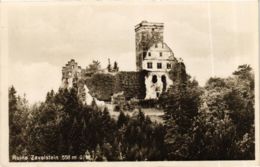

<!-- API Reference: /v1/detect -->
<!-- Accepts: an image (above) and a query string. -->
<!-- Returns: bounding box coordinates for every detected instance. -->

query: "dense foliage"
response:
[9,64,254,161]
[85,73,115,101]
[9,87,165,161]
[85,60,101,76]
[160,63,254,160]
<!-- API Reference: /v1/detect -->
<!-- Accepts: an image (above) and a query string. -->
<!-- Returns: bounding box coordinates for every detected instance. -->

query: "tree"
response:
[192,64,255,160]
[192,100,237,160]
[27,91,61,155]
[86,60,101,75]
[119,110,166,161]
[117,111,129,128]
[102,142,113,161]
[233,64,253,80]
[9,86,17,115]
[113,61,119,72]
[107,59,112,72]
[101,107,117,144]
[9,86,29,159]
[163,83,201,160]
[9,86,18,158]
[161,62,202,160]
[228,65,254,138]
[227,65,254,159]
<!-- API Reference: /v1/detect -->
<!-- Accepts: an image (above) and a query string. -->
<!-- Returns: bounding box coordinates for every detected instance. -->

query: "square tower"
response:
[135,21,164,71]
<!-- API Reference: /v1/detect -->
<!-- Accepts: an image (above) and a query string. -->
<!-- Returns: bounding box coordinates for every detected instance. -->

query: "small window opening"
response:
[167,63,171,69]
[152,75,158,83]
[147,62,153,69]
[157,63,162,69]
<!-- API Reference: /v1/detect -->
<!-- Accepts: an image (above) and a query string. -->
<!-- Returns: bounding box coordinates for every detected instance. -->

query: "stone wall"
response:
[114,71,147,100]
[145,71,173,99]
[61,59,82,88]
[85,73,115,101]
[83,71,147,101]
[61,59,182,102]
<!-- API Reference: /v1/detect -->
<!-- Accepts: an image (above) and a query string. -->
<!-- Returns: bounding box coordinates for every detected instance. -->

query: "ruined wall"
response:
[60,60,181,102]
[77,79,87,102]
[114,71,147,100]
[85,73,115,101]
[61,60,148,102]
[83,71,147,101]
[145,71,173,99]
[61,59,82,88]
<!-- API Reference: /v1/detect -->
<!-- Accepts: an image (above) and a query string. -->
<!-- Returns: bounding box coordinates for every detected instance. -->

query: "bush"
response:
[85,73,115,101]
[137,99,158,108]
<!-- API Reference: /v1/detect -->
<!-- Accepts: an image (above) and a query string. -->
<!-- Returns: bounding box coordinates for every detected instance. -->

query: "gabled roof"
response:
[147,41,176,61]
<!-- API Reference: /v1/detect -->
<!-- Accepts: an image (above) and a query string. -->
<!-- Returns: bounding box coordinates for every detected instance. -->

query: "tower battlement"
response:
[134,20,164,32]
[135,21,166,71]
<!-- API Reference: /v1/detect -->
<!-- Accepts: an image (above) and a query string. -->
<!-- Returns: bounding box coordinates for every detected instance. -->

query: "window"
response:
[147,62,153,69]
[148,52,151,56]
[152,75,157,83]
[167,63,171,69]
[157,63,162,69]
[155,44,158,48]
[160,52,163,57]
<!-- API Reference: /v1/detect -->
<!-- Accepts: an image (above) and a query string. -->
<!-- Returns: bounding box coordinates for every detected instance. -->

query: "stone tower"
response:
[135,21,164,71]
[135,21,177,99]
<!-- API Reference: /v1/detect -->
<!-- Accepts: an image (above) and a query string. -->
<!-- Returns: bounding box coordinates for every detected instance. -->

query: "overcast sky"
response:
[5,1,258,103]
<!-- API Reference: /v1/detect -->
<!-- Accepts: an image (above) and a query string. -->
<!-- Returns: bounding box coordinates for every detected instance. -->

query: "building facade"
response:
[135,21,177,99]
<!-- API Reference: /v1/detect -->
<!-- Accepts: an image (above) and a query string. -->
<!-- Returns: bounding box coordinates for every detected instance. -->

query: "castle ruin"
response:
[61,21,179,103]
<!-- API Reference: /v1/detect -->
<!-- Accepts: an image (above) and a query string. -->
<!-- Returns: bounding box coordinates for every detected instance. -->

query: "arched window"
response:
[152,75,157,83]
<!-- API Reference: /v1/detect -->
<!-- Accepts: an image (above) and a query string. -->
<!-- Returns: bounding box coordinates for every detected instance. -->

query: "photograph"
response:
[0,0,259,165]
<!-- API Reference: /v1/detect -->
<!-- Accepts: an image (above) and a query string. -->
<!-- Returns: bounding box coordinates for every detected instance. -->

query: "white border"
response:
[0,1,259,167]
